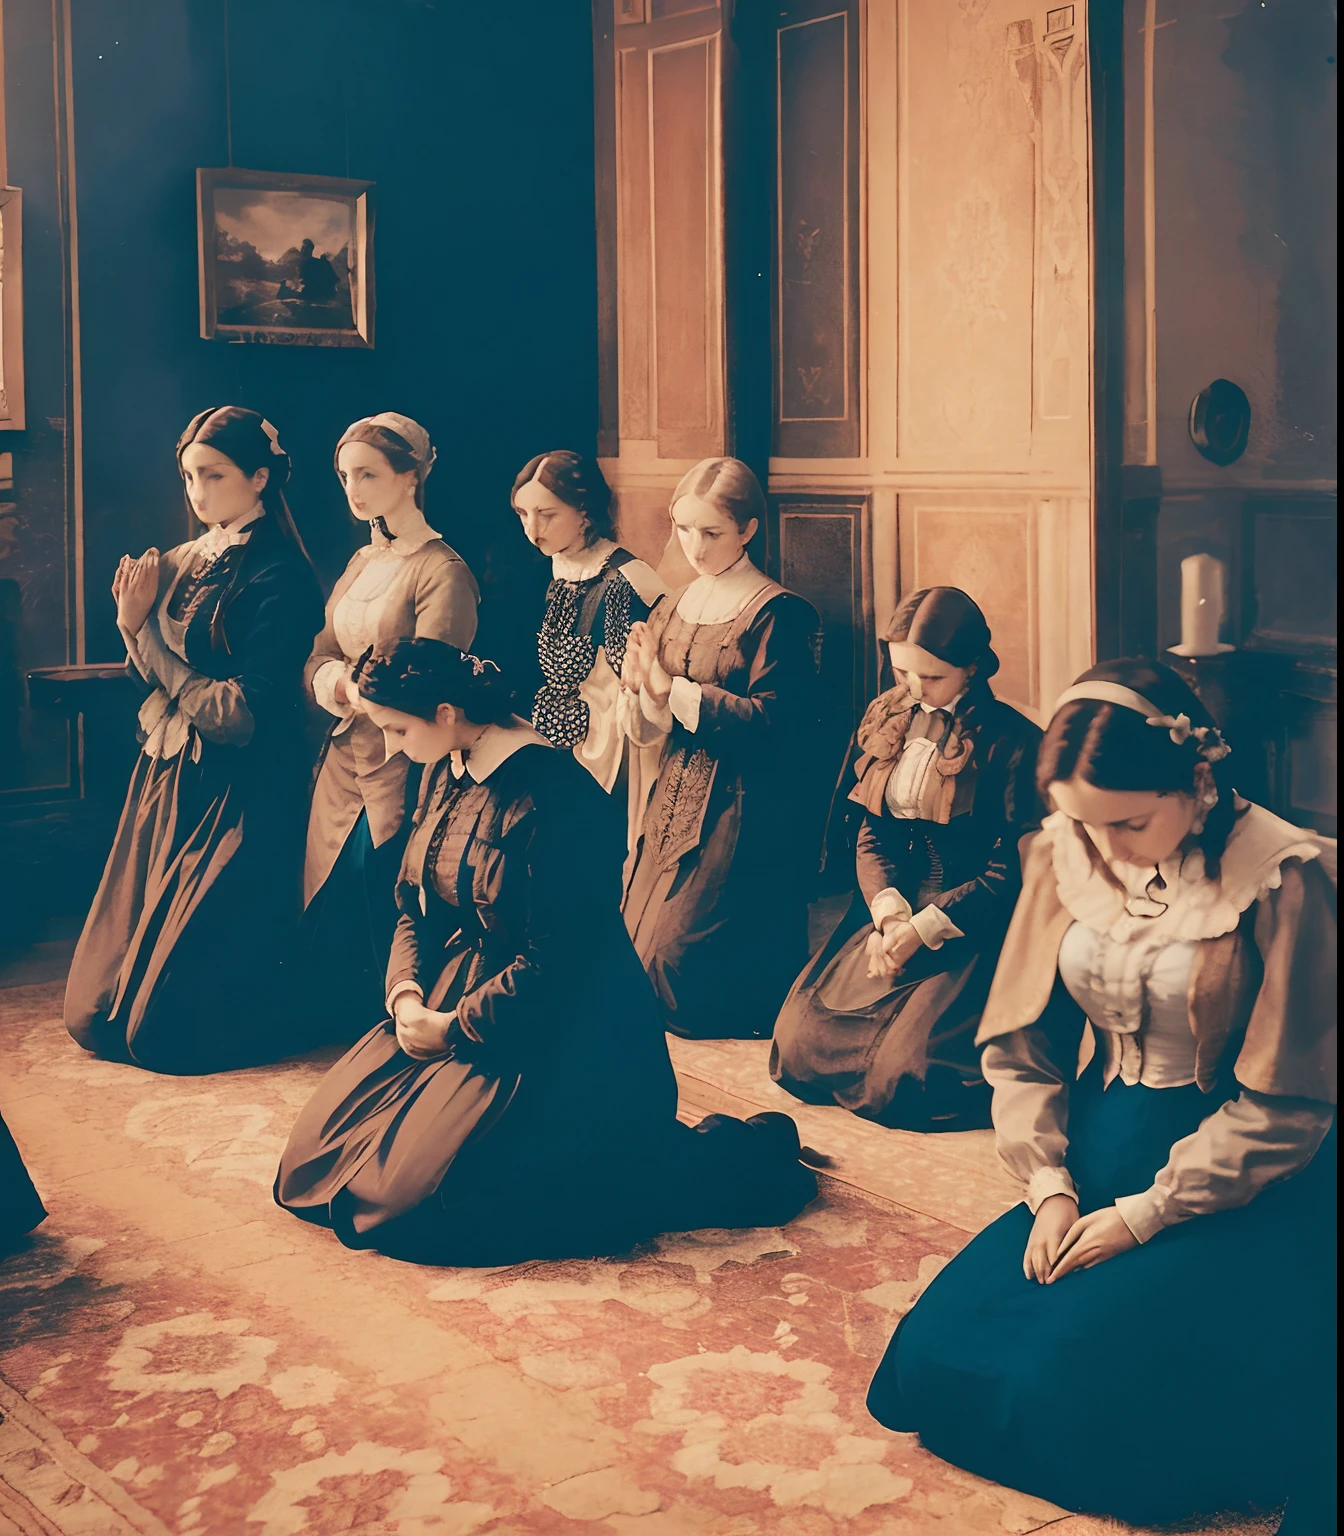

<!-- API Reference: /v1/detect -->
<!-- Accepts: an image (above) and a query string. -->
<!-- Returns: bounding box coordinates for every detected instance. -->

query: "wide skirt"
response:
[64,745,305,1075]
[296,811,408,1046]
[624,787,809,1040]
[770,899,994,1129]
[867,1067,1337,1526]
[1,1110,46,1251]
[276,1021,819,1268]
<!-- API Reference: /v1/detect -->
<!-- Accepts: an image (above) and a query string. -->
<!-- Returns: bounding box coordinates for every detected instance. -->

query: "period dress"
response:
[301,520,478,1033]
[64,513,324,1074]
[868,803,1337,1526]
[1,1111,45,1252]
[275,723,817,1265]
[771,681,1041,1128]
[621,554,822,1039]
[532,537,665,848]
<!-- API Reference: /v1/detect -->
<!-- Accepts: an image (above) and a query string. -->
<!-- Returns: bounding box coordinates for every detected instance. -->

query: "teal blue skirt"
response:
[868,1064,1337,1526]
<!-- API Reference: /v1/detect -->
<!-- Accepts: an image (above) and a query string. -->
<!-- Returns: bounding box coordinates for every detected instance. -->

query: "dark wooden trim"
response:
[592,0,620,456]
[1089,0,1127,661]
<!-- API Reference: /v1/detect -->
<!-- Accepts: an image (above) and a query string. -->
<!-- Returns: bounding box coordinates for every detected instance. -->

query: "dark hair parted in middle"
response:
[882,586,1000,680]
[670,457,766,532]
[1038,658,1239,873]
[511,451,616,545]
[353,638,516,727]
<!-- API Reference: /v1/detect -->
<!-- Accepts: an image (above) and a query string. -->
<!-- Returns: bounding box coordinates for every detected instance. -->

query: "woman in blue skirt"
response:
[868,660,1336,1531]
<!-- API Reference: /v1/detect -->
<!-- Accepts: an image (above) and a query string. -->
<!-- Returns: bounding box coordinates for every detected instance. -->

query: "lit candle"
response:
[1169,553,1232,657]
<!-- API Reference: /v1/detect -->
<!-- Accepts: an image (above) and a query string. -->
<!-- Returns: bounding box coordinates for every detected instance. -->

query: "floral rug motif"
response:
[0,982,1275,1535]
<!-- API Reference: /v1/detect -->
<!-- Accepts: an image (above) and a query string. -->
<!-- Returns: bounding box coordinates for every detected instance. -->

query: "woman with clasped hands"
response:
[864,659,1336,1530]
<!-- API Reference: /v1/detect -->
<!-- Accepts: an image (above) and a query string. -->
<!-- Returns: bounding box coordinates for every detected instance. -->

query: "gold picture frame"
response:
[197,166,375,348]
[0,186,25,429]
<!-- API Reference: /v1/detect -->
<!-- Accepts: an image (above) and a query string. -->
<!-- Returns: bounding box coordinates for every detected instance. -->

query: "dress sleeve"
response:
[687,597,819,751]
[1114,1091,1335,1242]
[856,813,910,926]
[454,766,625,1052]
[136,563,320,746]
[981,978,1087,1210]
[415,553,479,651]
[922,723,1042,944]
[304,579,347,712]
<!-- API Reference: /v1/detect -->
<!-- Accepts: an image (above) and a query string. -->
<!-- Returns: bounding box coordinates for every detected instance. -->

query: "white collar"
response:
[552,537,616,583]
[450,717,552,783]
[363,510,441,560]
[919,691,965,716]
[674,551,775,626]
[1048,800,1326,944]
[197,505,263,558]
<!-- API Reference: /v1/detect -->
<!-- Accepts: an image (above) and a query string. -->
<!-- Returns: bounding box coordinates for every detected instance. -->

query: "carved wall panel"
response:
[773,2,859,458]
[775,497,872,729]
[650,34,723,456]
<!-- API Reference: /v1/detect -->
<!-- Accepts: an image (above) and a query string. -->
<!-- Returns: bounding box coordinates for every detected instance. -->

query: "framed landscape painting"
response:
[197,167,375,348]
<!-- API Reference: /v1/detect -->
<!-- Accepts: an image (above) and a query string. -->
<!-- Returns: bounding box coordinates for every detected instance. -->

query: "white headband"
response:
[1052,681,1231,761]
[354,412,436,477]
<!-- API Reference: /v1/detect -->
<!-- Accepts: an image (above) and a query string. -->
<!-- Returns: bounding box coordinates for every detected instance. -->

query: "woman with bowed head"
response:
[620,458,822,1039]
[301,413,479,1037]
[275,639,817,1265]
[772,588,1042,1129]
[64,407,324,1073]
[867,660,1336,1530]
[511,450,665,848]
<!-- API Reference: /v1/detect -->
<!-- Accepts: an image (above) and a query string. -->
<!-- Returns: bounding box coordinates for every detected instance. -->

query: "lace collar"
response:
[1048,801,1324,944]
[674,552,775,626]
[552,537,617,584]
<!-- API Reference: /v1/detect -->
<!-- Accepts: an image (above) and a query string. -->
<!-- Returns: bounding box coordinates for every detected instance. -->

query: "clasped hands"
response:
[391,992,466,1062]
[620,621,672,706]
[865,915,924,979]
[112,549,161,634]
[1023,1193,1138,1284]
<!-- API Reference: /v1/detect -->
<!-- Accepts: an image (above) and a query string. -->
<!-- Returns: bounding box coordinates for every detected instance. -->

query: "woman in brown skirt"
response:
[770,588,1041,1129]
[300,414,479,1038]
[275,638,817,1266]
[619,459,822,1039]
[64,408,323,1074]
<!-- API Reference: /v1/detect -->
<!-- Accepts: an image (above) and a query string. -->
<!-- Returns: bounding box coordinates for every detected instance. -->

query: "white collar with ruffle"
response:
[552,537,616,583]
[361,511,442,561]
[1048,800,1325,945]
[674,551,775,626]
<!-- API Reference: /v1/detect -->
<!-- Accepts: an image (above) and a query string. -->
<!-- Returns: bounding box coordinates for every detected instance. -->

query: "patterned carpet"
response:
[1,979,1279,1536]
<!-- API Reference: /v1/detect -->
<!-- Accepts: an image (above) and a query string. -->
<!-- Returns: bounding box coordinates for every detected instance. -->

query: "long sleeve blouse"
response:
[982,807,1337,1241]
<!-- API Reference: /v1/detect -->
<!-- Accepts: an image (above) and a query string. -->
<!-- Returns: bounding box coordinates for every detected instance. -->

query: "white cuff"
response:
[1024,1165,1079,1214]
[868,887,913,931]
[668,675,702,733]
[385,979,424,1017]
[639,683,674,735]
[313,659,354,719]
[1113,1188,1169,1244]
[909,905,966,950]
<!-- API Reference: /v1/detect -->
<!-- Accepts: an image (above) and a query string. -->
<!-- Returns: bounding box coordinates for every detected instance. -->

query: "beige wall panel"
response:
[616,44,652,439]
[649,35,723,458]
[898,0,1039,464]
[902,501,1038,713]
[613,484,675,571]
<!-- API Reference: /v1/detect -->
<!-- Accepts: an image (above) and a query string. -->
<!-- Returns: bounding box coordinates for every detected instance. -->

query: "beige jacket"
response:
[303,538,478,903]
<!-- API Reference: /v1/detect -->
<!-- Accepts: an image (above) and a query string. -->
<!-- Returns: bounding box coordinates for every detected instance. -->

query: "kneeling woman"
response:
[771,588,1040,1129]
[867,660,1336,1528]
[65,408,323,1074]
[275,639,817,1266]
[620,458,821,1038]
